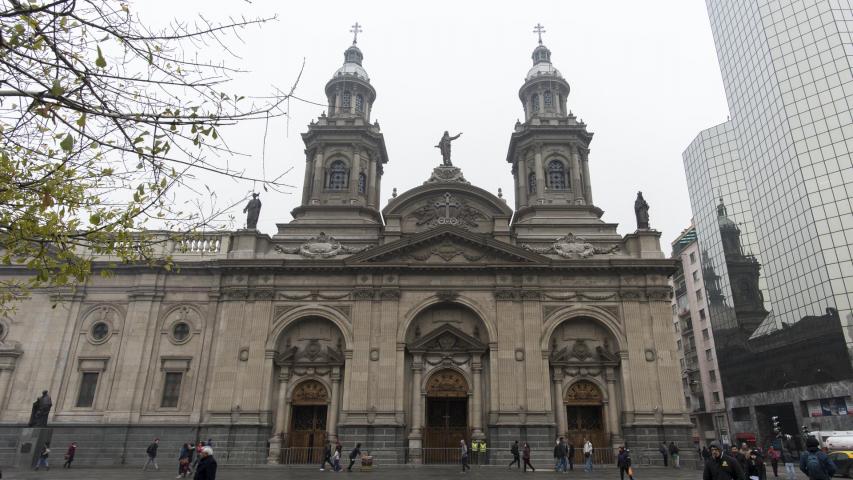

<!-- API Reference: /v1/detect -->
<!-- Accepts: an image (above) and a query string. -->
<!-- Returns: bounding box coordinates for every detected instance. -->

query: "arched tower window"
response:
[342,91,352,109]
[531,94,540,113]
[547,160,568,190]
[327,160,349,190]
[544,91,553,108]
[358,172,367,194]
[528,172,537,194]
[355,94,364,113]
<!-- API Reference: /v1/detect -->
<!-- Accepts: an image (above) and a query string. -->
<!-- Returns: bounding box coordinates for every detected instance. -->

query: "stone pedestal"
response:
[17,427,52,469]
[424,165,470,184]
[266,434,282,464]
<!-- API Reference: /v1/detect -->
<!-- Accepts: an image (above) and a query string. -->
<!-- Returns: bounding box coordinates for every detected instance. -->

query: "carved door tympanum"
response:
[423,369,469,464]
[287,380,328,464]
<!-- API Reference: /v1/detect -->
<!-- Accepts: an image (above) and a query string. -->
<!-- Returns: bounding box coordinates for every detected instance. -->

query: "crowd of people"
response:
[701,437,836,480]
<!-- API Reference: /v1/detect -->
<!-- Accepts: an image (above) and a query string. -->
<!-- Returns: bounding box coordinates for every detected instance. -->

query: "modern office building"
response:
[669,224,731,447]
[681,0,853,446]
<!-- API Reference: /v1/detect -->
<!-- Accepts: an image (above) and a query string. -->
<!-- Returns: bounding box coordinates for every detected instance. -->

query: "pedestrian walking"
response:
[192,442,204,472]
[702,445,711,461]
[660,441,669,467]
[669,441,681,468]
[747,449,767,480]
[732,445,748,473]
[703,441,746,480]
[522,442,534,472]
[558,437,568,472]
[460,439,470,473]
[617,447,634,480]
[193,446,217,480]
[583,438,594,472]
[568,441,575,471]
[508,440,520,469]
[799,436,836,480]
[332,445,342,472]
[781,442,798,480]
[553,438,561,471]
[33,442,50,470]
[63,442,77,469]
[178,443,193,478]
[320,441,333,471]
[767,445,780,478]
[143,438,160,471]
[347,442,361,472]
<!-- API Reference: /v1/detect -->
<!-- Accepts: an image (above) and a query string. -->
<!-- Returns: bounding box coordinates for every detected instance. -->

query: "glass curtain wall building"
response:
[683,0,853,443]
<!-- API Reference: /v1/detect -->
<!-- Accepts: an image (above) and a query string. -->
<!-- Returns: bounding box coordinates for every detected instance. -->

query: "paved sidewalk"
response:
[1,465,813,480]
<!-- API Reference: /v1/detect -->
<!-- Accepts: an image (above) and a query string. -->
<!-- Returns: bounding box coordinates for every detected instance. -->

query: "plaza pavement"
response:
[2,465,814,480]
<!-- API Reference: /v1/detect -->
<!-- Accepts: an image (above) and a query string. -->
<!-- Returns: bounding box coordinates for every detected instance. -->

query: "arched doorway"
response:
[565,380,607,450]
[424,369,469,463]
[288,380,328,463]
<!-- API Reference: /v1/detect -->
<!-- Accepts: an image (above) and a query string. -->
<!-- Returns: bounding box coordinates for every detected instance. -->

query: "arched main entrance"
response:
[424,369,469,459]
[288,380,328,463]
[565,380,607,449]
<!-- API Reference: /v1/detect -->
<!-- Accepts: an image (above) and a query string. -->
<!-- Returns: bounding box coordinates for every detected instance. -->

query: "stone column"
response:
[471,356,484,440]
[534,146,546,196]
[367,157,378,207]
[554,368,568,437]
[605,367,621,446]
[350,146,361,197]
[328,367,341,442]
[0,346,22,412]
[571,147,584,204]
[518,155,529,206]
[311,148,325,203]
[268,367,291,464]
[408,355,424,463]
[302,152,313,205]
[618,351,635,423]
[581,150,593,204]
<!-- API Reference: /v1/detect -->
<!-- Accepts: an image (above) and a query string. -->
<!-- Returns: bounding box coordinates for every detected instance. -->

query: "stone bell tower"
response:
[506,25,614,244]
[277,23,389,242]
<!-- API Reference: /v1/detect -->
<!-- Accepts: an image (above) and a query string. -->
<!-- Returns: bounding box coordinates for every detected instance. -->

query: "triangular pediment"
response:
[345,226,552,265]
[409,323,487,353]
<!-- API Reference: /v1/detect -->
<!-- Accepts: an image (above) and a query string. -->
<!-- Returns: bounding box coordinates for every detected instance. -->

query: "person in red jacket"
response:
[63,442,77,468]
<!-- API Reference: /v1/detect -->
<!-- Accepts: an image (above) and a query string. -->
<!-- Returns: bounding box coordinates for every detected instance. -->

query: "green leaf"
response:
[59,134,74,153]
[49,79,64,97]
[75,114,86,128]
[95,45,107,68]
[89,213,101,225]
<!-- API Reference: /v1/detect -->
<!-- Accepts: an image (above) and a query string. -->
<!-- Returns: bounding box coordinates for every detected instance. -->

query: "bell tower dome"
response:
[506,25,616,244]
[277,23,389,243]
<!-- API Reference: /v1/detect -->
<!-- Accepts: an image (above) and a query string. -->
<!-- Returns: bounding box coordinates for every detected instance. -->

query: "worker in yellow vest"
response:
[480,440,488,465]
[471,439,480,465]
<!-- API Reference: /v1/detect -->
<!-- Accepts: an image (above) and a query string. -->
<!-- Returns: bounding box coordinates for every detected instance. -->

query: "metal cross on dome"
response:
[350,22,363,44]
[533,23,546,45]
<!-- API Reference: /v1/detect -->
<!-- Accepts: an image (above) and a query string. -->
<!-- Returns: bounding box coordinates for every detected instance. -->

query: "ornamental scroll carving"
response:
[291,380,329,405]
[564,380,603,405]
[425,370,468,398]
[523,233,620,259]
[274,232,371,258]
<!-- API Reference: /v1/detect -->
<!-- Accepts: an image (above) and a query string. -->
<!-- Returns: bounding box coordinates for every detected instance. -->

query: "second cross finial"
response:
[350,22,363,45]
[533,23,546,45]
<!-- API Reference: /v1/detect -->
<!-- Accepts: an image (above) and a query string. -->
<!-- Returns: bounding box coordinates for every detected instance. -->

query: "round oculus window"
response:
[91,322,109,340]
[172,322,190,342]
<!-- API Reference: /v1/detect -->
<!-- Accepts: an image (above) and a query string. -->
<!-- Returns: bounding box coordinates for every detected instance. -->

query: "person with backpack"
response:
[617,446,634,480]
[670,441,681,468]
[34,442,50,470]
[508,440,520,469]
[143,438,160,471]
[320,440,333,471]
[703,441,746,480]
[799,436,836,480]
[347,442,361,472]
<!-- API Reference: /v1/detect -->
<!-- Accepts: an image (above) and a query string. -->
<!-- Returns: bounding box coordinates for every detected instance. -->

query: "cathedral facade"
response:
[0,34,692,466]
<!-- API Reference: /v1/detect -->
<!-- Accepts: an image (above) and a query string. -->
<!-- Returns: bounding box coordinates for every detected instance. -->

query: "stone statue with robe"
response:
[243,193,262,230]
[28,390,52,427]
[435,131,462,166]
[634,191,650,230]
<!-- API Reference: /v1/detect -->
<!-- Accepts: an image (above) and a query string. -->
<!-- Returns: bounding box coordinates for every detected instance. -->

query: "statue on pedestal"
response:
[435,131,462,166]
[28,390,52,427]
[243,192,262,230]
[634,191,650,230]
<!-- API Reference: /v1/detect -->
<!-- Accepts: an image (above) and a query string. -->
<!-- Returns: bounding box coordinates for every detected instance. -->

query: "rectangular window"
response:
[702,328,710,341]
[689,252,696,264]
[699,309,706,320]
[692,270,700,282]
[161,372,183,408]
[76,372,99,408]
[680,358,685,369]
[732,407,750,422]
[709,369,717,383]
[705,348,713,361]
[696,289,703,301]
[713,391,721,403]
[674,321,679,332]
[677,339,682,350]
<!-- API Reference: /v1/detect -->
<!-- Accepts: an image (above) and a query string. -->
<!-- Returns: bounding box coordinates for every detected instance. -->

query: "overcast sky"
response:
[134,0,729,248]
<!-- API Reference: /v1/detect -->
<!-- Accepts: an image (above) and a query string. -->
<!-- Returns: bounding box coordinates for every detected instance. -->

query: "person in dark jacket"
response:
[731,445,748,473]
[347,443,361,472]
[522,442,534,472]
[320,441,333,471]
[799,436,836,480]
[702,446,711,461]
[508,440,520,469]
[143,438,160,471]
[193,446,216,480]
[704,441,746,480]
[617,447,634,480]
[670,441,681,468]
[747,449,767,480]
[568,442,575,471]
[660,442,669,467]
[63,442,77,469]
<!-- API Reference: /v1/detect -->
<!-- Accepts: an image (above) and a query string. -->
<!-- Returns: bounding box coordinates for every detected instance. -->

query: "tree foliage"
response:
[0,0,292,308]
